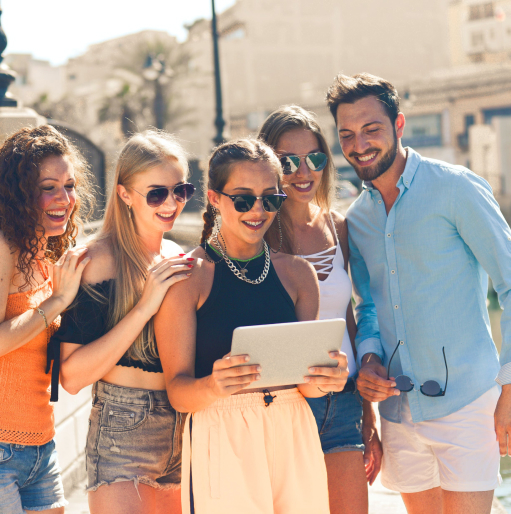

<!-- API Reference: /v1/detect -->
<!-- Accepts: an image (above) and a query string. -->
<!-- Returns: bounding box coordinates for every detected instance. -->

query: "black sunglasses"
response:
[387,342,448,397]
[133,183,195,207]
[215,190,287,213]
[279,152,328,175]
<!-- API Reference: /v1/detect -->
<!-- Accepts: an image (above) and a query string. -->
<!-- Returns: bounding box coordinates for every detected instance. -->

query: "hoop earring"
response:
[271,210,283,254]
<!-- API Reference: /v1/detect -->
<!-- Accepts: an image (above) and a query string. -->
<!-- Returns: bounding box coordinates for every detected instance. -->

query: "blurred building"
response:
[5,54,66,105]
[449,0,511,65]
[176,0,452,160]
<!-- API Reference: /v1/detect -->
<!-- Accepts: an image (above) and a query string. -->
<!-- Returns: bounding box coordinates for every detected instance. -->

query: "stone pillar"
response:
[0,106,46,143]
[0,4,46,143]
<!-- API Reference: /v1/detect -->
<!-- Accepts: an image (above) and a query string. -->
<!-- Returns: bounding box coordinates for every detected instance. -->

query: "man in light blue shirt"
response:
[326,73,511,514]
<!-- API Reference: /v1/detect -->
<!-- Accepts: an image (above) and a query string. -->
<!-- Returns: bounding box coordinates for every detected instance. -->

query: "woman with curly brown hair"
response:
[0,125,93,514]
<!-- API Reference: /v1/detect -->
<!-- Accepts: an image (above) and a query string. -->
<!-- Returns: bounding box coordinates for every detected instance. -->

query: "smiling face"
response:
[275,128,324,205]
[37,154,77,237]
[117,158,187,237]
[336,95,405,182]
[208,161,280,248]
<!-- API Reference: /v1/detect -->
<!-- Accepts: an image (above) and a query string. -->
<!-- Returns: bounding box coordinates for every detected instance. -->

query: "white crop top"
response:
[298,212,357,377]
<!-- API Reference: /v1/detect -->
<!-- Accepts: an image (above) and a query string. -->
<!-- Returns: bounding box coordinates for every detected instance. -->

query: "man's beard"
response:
[348,132,398,182]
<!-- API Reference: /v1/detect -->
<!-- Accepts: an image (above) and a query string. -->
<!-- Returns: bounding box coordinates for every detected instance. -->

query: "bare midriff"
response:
[101,365,166,391]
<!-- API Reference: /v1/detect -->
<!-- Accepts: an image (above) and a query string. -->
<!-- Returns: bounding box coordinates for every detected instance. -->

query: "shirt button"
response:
[387,233,391,237]
[378,200,382,204]
[391,270,395,274]
[508,236,511,241]
[394,305,399,309]
[399,340,404,345]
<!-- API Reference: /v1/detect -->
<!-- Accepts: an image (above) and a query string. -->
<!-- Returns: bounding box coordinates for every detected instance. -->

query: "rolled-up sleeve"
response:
[453,171,511,385]
[348,229,384,366]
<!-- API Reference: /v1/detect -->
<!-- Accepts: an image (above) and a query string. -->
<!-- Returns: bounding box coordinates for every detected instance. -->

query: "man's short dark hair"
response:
[326,73,400,124]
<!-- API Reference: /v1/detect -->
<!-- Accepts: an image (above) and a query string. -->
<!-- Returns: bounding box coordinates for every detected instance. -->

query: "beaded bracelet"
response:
[36,307,49,343]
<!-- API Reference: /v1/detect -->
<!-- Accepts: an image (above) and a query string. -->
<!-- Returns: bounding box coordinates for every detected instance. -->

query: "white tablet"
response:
[230,318,346,388]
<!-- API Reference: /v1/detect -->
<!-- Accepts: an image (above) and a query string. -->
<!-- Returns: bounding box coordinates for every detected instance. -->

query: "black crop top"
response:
[49,279,163,375]
[194,245,298,379]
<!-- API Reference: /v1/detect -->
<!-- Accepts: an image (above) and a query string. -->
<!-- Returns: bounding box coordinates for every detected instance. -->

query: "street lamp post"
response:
[211,0,225,146]
[0,2,17,107]
[143,54,172,130]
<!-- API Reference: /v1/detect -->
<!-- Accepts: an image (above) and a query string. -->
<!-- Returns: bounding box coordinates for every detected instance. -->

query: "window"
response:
[469,2,494,21]
[402,114,442,148]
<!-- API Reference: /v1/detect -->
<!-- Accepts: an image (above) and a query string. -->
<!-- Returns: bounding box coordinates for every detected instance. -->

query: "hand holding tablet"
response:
[230,318,348,389]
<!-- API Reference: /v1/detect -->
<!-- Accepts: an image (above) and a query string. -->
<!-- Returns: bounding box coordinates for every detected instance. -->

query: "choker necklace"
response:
[210,231,270,284]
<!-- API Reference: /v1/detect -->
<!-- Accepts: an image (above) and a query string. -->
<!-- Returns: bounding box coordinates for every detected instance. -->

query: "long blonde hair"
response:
[258,105,335,254]
[94,130,189,365]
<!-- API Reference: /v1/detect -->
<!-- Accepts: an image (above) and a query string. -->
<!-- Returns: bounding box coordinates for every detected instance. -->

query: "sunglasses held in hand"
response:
[133,183,196,207]
[279,152,328,175]
[387,342,448,397]
[215,190,287,213]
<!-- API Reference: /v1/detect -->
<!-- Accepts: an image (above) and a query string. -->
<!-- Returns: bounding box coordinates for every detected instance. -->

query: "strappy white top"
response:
[298,212,357,377]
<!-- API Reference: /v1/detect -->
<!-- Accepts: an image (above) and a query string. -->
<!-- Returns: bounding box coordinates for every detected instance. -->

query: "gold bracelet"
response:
[36,307,49,343]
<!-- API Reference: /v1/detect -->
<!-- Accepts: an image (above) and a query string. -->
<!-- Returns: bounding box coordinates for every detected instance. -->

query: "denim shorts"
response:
[305,377,365,454]
[86,381,184,492]
[0,438,67,513]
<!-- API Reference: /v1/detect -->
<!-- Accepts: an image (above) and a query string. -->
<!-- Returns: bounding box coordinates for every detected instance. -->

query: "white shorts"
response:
[381,386,502,493]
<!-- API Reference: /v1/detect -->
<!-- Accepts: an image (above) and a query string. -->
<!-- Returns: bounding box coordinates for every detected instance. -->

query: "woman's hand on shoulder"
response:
[52,246,91,310]
[136,253,195,319]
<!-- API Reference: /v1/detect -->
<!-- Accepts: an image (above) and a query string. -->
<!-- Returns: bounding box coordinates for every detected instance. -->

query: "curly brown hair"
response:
[0,125,94,287]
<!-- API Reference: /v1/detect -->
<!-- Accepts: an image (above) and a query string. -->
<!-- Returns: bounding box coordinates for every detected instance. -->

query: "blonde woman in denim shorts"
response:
[258,106,383,514]
[51,131,197,514]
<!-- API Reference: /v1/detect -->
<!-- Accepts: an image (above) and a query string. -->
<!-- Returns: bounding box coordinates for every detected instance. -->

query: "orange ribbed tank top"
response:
[0,262,60,445]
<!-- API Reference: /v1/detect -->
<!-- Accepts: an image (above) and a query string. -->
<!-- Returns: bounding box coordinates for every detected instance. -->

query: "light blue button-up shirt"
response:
[347,147,511,423]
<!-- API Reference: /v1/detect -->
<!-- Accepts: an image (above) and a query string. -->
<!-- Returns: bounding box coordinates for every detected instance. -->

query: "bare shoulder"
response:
[272,252,316,283]
[162,238,183,257]
[81,238,116,285]
[161,245,213,309]
[329,209,347,238]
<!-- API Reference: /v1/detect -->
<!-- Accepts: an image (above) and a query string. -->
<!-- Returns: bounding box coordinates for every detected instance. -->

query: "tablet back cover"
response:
[230,318,345,388]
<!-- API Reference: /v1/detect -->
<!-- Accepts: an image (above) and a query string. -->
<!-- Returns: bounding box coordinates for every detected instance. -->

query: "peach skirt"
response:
[181,388,330,514]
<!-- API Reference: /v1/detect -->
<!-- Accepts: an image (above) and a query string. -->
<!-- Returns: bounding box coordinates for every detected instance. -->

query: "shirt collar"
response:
[361,147,420,192]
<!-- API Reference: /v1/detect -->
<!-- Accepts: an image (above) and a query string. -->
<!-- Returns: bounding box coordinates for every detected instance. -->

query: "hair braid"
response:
[200,203,215,245]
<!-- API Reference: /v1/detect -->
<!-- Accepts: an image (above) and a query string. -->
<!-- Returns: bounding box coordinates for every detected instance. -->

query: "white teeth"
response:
[358,153,376,162]
[158,213,174,218]
[46,210,66,216]
[245,221,262,226]
[295,182,311,189]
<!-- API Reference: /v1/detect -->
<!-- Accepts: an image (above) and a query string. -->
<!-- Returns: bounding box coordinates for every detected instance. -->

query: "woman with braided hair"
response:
[155,138,349,514]
[258,105,383,514]
[0,125,94,514]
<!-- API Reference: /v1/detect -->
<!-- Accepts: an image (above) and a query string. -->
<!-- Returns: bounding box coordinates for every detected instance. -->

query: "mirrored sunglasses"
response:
[133,183,196,207]
[279,152,328,175]
[387,342,448,397]
[215,190,287,213]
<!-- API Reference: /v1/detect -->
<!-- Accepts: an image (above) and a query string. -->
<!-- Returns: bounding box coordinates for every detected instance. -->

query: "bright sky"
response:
[2,0,237,65]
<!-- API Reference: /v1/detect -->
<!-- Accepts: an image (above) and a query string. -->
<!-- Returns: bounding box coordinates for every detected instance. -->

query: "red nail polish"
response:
[187,264,193,268]
[179,253,186,256]
[187,258,195,261]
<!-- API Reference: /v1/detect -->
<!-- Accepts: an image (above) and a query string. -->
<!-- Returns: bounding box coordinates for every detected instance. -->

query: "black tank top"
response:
[195,245,298,378]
